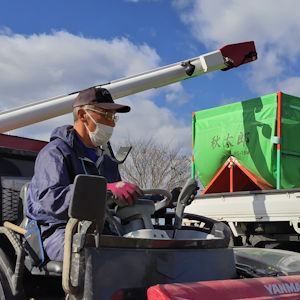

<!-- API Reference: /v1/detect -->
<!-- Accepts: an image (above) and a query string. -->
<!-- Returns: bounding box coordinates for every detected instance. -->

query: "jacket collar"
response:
[50,125,87,158]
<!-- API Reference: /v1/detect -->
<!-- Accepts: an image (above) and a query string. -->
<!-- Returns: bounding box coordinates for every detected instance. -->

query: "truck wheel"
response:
[0,249,22,300]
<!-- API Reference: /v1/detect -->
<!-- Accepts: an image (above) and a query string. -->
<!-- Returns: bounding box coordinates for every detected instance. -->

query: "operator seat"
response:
[19,182,63,275]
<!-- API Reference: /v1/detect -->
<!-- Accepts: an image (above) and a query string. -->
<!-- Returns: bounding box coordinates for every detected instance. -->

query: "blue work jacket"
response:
[26,125,121,260]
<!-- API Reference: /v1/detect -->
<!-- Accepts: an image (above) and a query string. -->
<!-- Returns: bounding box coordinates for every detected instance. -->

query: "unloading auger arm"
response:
[0,41,257,133]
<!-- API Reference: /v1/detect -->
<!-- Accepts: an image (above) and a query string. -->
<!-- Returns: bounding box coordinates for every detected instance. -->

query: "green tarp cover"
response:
[193,93,300,189]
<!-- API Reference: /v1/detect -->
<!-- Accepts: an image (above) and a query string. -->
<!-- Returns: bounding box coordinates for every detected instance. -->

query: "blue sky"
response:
[1,0,300,153]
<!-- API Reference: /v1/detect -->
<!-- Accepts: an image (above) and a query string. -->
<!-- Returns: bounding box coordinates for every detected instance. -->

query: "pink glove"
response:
[107,181,142,206]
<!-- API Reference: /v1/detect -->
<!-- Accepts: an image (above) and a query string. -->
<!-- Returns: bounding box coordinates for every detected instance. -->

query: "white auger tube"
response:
[0,41,257,133]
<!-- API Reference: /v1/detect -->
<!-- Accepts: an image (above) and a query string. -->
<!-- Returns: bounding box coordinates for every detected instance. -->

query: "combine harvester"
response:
[1,41,300,299]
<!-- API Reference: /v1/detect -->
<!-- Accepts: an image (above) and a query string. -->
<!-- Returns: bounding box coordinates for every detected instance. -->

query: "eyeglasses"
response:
[86,108,119,122]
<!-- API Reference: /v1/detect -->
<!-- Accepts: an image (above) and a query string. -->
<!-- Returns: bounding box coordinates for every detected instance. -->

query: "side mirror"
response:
[106,141,132,164]
[115,146,132,163]
[68,175,107,228]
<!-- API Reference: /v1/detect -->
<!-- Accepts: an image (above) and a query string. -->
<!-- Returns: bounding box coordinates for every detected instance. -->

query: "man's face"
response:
[83,106,117,132]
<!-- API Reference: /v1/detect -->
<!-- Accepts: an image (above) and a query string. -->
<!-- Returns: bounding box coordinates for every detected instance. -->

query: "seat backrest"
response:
[68,175,107,231]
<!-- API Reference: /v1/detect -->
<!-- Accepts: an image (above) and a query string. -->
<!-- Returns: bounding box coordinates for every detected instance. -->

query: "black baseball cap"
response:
[72,87,130,113]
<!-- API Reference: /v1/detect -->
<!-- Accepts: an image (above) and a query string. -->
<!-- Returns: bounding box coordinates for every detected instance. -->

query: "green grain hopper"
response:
[192,92,300,190]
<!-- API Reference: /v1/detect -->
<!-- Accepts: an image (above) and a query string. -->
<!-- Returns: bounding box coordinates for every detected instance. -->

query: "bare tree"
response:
[117,138,191,191]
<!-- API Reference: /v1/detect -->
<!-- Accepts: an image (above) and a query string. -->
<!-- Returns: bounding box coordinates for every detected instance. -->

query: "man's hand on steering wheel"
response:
[107,181,143,207]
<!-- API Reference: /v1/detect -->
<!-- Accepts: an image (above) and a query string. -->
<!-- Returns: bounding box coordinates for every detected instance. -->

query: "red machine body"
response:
[148,275,300,300]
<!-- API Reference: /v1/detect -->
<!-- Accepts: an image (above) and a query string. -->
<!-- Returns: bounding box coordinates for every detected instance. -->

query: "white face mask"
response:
[84,110,114,147]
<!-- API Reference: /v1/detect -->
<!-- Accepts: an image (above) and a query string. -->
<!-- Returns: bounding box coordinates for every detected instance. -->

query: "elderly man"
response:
[26,87,142,261]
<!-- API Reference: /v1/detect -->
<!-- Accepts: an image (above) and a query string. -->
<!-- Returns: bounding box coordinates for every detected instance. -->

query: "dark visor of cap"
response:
[72,87,130,112]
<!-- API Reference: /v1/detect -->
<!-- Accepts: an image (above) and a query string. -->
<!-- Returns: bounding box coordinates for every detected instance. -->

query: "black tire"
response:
[0,249,23,300]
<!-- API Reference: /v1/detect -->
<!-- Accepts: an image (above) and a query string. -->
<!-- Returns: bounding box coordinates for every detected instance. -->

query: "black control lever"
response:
[173,178,198,238]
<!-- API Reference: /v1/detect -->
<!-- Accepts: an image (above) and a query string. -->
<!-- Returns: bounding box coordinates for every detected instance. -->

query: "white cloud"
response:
[278,77,300,96]
[0,26,12,35]
[0,30,191,152]
[163,82,193,105]
[112,92,191,149]
[172,0,193,9]
[0,31,160,108]
[173,0,300,96]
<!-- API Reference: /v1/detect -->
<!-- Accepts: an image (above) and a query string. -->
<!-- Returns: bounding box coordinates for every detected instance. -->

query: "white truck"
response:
[186,187,300,250]
[186,90,300,251]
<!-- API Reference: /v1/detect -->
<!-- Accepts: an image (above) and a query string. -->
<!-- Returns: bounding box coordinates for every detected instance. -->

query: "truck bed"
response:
[185,189,300,240]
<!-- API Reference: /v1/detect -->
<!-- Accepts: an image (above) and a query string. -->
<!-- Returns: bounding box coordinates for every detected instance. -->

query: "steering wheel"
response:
[106,188,172,235]
[141,188,172,211]
[106,188,172,211]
